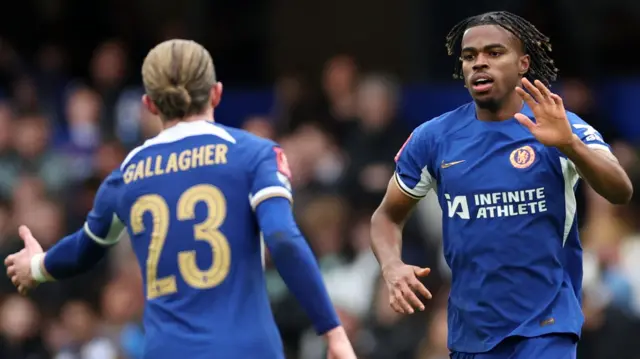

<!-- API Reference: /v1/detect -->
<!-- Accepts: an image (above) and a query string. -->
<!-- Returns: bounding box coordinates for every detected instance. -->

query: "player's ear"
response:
[142,95,160,116]
[210,82,223,108]
[518,54,530,77]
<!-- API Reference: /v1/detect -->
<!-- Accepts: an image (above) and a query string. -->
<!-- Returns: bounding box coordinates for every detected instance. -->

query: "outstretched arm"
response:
[5,171,125,293]
[38,171,125,281]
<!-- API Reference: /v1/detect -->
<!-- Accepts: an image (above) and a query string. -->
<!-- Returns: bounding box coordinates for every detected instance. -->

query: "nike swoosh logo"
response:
[441,160,465,169]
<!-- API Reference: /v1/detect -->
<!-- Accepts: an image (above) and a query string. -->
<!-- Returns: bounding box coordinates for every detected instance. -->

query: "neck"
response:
[163,108,214,130]
[475,92,523,122]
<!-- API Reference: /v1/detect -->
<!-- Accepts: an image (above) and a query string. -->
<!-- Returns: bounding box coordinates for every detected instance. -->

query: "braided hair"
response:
[445,11,558,86]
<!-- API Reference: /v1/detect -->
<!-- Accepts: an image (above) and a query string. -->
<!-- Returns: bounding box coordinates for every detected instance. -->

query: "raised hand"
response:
[514,78,574,148]
[4,225,44,295]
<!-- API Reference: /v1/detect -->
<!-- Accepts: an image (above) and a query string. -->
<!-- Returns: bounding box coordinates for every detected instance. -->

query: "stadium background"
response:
[0,0,639,358]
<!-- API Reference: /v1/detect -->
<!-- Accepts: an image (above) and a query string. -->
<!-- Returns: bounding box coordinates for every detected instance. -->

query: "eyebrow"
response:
[461,43,508,52]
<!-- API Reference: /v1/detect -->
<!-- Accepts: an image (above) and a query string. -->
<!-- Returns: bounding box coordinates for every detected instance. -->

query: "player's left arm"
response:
[250,144,343,336]
[558,116,633,205]
[249,145,293,210]
[515,78,633,205]
[32,170,126,283]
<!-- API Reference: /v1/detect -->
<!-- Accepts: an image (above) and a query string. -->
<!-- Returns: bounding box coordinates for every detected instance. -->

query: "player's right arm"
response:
[250,143,355,357]
[38,171,125,281]
[371,130,434,314]
[5,170,125,294]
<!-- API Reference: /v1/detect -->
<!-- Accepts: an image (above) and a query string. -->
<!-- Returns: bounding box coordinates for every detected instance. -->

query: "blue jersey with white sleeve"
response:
[42,119,340,359]
[394,102,609,353]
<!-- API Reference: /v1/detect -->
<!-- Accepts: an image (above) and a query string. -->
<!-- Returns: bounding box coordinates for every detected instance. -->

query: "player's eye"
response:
[461,54,475,61]
[489,51,502,57]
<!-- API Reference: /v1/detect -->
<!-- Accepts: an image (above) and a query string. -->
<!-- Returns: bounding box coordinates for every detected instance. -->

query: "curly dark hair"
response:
[445,11,558,86]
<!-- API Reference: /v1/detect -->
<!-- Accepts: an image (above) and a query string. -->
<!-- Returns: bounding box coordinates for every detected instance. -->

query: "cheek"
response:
[461,63,473,80]
[496,63,520,86]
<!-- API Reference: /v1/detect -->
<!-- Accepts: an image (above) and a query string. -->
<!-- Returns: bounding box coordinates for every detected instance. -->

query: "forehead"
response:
[461,24,521,50]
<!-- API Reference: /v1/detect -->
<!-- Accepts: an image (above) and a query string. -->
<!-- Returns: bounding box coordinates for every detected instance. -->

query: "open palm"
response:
[514,78,574,148]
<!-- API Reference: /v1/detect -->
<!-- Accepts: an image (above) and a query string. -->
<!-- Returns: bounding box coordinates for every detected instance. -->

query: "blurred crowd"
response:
[1,27,640,359]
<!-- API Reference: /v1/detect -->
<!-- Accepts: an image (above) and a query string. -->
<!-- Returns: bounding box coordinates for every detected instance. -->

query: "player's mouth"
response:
[470,74,494,93]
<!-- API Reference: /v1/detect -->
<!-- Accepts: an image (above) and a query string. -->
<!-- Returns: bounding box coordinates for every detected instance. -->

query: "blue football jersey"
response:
[87,120,293,359]
[395,102,609,353]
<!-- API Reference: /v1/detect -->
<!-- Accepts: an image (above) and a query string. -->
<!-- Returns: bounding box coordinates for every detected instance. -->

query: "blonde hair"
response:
[142,39,216,119]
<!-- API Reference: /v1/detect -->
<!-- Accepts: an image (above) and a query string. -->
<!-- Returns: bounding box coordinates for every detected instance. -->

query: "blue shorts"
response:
[450,334,577,359]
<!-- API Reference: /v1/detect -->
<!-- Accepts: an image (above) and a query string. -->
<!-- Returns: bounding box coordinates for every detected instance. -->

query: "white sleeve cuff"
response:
[83,214,125,246]
[30,253,50,283]
[394,173,426,199]
[250,186,293,210]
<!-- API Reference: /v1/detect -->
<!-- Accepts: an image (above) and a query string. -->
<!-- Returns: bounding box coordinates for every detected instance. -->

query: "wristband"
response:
[30,253,48,283]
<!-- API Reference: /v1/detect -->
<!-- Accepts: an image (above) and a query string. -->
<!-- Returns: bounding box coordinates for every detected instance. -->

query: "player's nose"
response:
[471,53,490,71]
[472,61,489,71]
